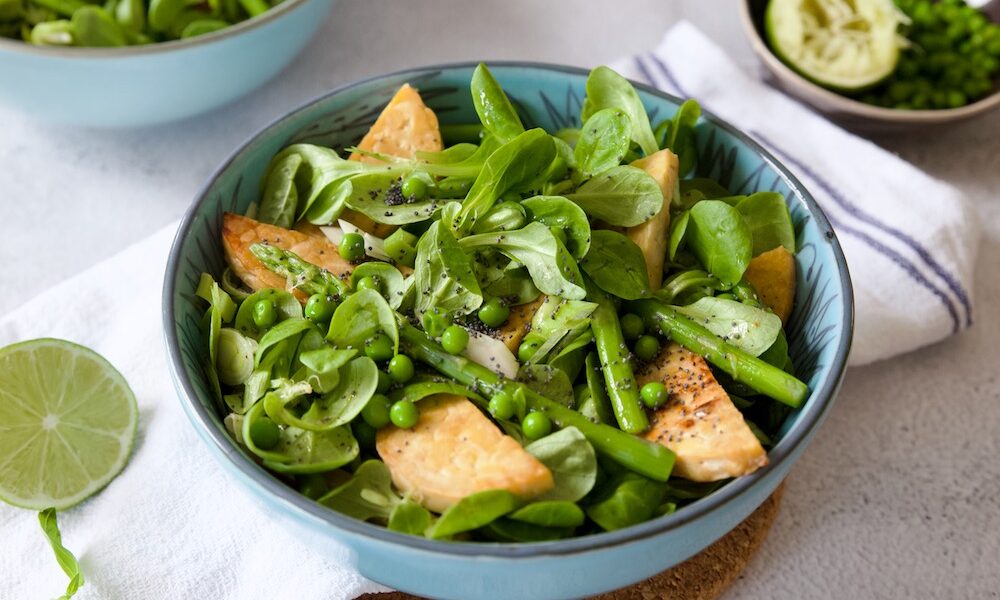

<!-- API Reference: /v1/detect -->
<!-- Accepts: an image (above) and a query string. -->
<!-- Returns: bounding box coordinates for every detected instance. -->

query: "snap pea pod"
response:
[586,281,648,434]
[249,243,348,298]
[630,299,808,408]
[398,323,674,482]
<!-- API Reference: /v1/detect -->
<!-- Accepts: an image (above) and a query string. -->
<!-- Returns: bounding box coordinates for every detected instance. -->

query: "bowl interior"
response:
[165,63,852,553]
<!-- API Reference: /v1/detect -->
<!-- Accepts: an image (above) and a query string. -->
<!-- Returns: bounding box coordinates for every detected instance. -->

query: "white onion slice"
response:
[463,329,519,379]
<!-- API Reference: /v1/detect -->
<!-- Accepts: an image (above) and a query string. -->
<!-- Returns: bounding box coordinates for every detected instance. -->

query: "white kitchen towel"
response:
[613,21,979,366]
[0,21,981,600]
[0,225,387,600]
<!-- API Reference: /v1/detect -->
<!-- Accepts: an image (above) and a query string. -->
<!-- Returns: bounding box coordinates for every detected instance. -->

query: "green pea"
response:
[640,382,669,409]
[305,293,336,324]
[441,325,469,355]
[390,400,420,429]
[518,338,541,362]
[252,298,277,328]
[356,275,381,293]
[478,297,510,328]
[361,393,392,429]
[401,175,427,200]
[376,369,392,394]
[249,416,280,450]
[634,335,660,361]
[521,412,552,440]
[365,333,394,362]
[339,232,365,261]
[388,354,415,383]
[488,392,516,420]
[422,309,451,337]
[619,313,645,340]
[353,420,376,448]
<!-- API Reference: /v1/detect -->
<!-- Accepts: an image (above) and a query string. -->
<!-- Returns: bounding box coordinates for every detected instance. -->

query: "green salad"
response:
[199,64,809,541]
[0,0,285,46]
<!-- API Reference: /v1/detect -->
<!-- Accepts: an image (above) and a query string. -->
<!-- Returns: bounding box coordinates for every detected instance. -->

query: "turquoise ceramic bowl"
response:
[0,0,332,127]
[164,63,854,600]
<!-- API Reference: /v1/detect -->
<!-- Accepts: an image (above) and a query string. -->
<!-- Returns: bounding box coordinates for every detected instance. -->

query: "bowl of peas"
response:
[741,0,1000,130]
[0,0,334,127]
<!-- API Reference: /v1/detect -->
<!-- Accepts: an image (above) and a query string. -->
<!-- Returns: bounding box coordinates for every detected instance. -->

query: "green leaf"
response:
[345,172,441,225]
[586,471,668,531]
[255,318,315,363]
[516,364,574,407]
[216,328,257,386]
[525,426,597,502]
[454,129,555,234]
[388,501,434,536]
[459,222,585,300]
[295,347,358,393]
[735,192,796,256]
[388,379,486,405]
[350,262,408,309]
[668,210,690,261]
[471,63,525,143]
[482,518,574,542]
[580,230,651,300]
[233,288,302,339]
[71,6,127,46]
[565,165,663,227]
[574,108,631,178]
[676,178,732,211]
[657,99,701,175]
[262,423,359,475]
[291,357,378,430]
[686,200,753,285]
[523,296,597,364]
[470,200,528,234]
[672,296,782,356]
[521,195,592,260]
[319,460,402,521]
[257,152,302,228]
[581,66,659,156]
[508,500,585,528]
[37,509,84,600]
[327,288,399,354]
[413,221,484,319]
[426,489,518,539]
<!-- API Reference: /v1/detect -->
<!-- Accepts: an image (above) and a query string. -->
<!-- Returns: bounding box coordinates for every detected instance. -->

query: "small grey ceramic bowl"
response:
[740,0,1000,132]
[164,62,854,600]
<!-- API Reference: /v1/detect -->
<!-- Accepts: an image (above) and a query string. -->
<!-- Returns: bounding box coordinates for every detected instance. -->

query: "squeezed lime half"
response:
[0,339,137,510]
[766,0,904,91]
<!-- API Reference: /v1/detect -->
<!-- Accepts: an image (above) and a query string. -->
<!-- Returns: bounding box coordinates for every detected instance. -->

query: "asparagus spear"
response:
[399,323,674,482]
[630,299,809,408]
[586,281,649,434]
[249,243,348,298]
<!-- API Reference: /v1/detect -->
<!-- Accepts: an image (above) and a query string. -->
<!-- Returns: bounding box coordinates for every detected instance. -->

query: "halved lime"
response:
[766,0,904,91]
[0,339,137,510]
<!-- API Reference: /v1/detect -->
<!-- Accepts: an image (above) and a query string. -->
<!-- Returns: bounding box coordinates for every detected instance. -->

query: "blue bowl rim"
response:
[163,60,855,559]
[0,0,309,58]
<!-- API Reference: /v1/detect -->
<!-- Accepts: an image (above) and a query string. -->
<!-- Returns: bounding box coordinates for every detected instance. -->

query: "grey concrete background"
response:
[1,1,998,597]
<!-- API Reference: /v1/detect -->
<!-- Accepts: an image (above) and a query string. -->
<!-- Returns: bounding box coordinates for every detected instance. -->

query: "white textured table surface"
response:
[1,1,998,598]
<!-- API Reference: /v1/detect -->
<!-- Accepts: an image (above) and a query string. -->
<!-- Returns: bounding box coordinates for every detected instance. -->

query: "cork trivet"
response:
[359,483,784,600]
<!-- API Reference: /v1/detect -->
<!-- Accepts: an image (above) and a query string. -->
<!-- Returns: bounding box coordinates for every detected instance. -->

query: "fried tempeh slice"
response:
[626,149,679,291]
[493,295,547,353]
[222,212,352,301]
[376,394,554,513]
[637,342,767,481]
[743,246,796,325]
[342,83,444,238]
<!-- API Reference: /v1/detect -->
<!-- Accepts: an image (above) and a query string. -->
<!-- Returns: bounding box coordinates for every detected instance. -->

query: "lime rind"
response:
[766,0,905,92]
[0,338,138,510]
